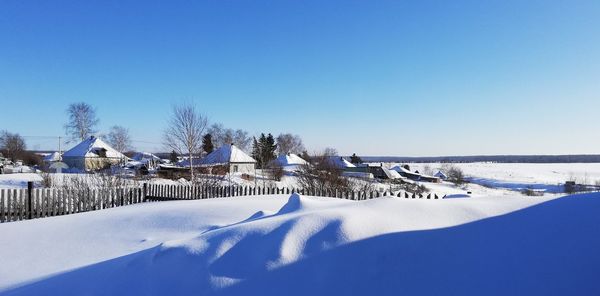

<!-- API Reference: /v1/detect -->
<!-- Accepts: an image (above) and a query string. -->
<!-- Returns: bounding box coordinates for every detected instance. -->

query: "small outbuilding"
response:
[43,152,62,163]
[434,170,448,180]
[347,163,402,180]
[129,152,162,170]
[390,165,441,183]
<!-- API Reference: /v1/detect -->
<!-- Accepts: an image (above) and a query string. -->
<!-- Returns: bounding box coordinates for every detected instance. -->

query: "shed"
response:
[130,152,162,170]
[434,170,448,180]
[43,152,62,163]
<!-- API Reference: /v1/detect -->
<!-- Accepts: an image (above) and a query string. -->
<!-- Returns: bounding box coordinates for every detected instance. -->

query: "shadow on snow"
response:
[3,193,600,296]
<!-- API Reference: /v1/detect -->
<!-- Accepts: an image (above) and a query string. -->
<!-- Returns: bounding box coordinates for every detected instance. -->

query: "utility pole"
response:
[58,136,62,161]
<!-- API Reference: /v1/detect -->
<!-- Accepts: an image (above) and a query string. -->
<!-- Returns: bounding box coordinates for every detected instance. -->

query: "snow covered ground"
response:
[399,162,600,194]
[1,192,599,295]
[0,173,41,189]
[3,162,600,199]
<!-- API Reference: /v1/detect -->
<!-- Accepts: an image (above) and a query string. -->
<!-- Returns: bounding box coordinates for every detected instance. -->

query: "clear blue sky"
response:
[1,0,599,156]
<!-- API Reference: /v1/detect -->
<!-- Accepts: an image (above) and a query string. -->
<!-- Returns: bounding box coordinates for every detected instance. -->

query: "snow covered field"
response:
[398,162,600,193]
[1,163,600,294]
[1,192,599,295]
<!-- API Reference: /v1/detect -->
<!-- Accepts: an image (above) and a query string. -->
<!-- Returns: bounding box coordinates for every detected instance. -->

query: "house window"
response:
[96,148,107,158]
[233,165,239,172]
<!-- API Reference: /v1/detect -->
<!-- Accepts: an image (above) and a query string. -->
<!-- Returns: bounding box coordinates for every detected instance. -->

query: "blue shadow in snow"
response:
[3,193,600,296]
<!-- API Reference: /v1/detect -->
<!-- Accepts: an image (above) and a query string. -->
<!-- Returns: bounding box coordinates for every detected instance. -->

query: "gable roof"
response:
[328,157,356,169]
[274,153,309,167]
[434,171,448,179]
[383,168,402,179]
[390,165,423,177]
[63,136,127,159]
[200,144,256,165]
[132,152,161,162]
[44,152,62,162]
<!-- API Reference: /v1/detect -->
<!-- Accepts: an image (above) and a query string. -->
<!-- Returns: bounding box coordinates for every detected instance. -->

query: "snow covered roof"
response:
[356,163,386,168]
[384,168,402,179]
[274,153,309,167]
[177,157,202,168]
[200,144,256,165]
[434,171,448,179]
[63,136,127,159]
[391,165,415,175]
[328,157,356,169]
[132,152,161,162]
[44,152,61,162]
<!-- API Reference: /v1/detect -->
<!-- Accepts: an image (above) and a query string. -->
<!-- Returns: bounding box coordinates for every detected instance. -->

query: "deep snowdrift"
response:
[1,193,599,295]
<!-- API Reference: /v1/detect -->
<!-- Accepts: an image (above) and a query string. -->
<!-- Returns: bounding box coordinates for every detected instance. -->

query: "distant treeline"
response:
[358,155,600,164]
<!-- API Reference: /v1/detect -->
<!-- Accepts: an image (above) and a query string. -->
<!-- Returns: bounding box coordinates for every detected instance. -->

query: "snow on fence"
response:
[0,182,443,223]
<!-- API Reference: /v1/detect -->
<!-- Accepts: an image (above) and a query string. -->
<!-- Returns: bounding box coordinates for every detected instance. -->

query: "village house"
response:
[200,144,257,174]
[62,136,128,171]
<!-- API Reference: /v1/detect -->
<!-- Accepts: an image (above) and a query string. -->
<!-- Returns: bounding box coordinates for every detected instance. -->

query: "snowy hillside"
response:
[1,192,599,295]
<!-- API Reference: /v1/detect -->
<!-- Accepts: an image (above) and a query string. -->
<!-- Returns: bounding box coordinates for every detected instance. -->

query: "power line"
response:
[130,140,163,145]
[21,135,61,139]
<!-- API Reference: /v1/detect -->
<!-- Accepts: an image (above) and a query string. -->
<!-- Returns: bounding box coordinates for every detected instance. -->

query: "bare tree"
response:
[422,164,434,176]
[163,103,208,180]
[207,123,227,147]
[232,129,252,152]
[296,150,353,193]
[65,102,99,142]
[107,125,133,156]
[0,130,26,162]
[442,164,466,185]
[323,147,338,157]
[207,123,252,152]
[276,133,305,155]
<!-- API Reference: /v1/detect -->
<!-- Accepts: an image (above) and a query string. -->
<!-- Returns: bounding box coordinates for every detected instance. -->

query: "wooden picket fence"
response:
[0,182,444,223]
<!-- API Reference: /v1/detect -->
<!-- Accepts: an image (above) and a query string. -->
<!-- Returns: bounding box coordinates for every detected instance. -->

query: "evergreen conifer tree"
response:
[202,133,214,154]
[169,150,178,163]
[250,133,278,168]
[251,136,263,168]
[264,133,277,164]
[350,153,363,164]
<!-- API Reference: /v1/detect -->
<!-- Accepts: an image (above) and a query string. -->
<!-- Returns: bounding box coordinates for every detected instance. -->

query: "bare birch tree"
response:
[64,102,99,142]
[107,125,133,156]
[163,103,208,180]
[208,123,252,152]
[276,133,305,155]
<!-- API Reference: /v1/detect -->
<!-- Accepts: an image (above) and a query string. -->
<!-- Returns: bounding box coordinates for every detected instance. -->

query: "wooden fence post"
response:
[0,189,5,223]
[27,182,33,219]
[143,183,147,202]
[6,190,12,222]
